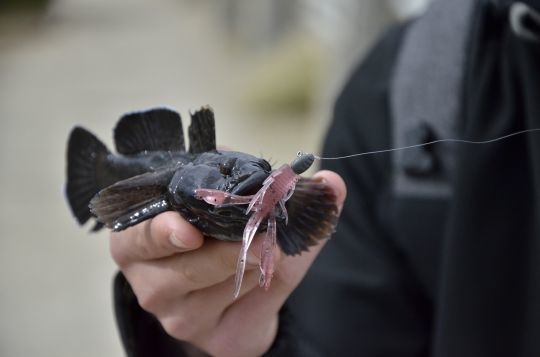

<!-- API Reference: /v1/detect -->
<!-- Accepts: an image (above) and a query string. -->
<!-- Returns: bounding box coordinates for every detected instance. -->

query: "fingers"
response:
[170,234,280,289]
[156,270,261,342]
[110,211,204,266]
[125,234,279,304]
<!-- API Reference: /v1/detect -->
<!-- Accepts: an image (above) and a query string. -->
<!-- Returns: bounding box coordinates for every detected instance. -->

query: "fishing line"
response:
[302,128,540,161]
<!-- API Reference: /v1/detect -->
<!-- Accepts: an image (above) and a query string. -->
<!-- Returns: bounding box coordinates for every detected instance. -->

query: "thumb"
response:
[313,170,347,212]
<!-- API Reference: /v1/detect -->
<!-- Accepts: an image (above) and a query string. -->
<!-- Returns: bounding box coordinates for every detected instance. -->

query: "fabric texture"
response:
[391,0,475,198]
[433,1,540,355]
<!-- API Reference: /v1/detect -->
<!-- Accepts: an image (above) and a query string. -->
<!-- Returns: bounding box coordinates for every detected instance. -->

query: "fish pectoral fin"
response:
[276,177,339,255]
[188,106,216,153]
[109,197,170,231]
[89,168,175,231]
[114,108,185,154]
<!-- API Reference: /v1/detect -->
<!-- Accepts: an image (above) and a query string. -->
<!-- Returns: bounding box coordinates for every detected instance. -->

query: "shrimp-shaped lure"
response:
[195,153,315,298]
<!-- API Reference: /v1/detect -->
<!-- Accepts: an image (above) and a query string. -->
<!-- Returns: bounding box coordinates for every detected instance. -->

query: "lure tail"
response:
[65,127,112,231]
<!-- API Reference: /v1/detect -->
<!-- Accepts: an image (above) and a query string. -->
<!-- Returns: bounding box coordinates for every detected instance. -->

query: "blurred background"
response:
[0,0,429,356]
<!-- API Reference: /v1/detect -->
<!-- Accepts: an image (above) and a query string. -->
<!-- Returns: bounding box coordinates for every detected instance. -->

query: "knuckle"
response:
[155,233,176,254]
[135,287,163,312]
[134,227,156,259]
[205,334,237,357]
[109,238,129,268]
[135,240,154,261]
[161,316,197,341]
[110,222,153,266]
[181,263,203,285]
[150,219,171,249]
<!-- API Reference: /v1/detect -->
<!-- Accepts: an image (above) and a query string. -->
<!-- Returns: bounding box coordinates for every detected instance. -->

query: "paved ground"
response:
[0,1,394,356]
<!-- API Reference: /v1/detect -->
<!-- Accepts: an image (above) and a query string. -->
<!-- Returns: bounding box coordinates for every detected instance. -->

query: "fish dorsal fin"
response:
[189,106,216,153]
[114,108,185,155]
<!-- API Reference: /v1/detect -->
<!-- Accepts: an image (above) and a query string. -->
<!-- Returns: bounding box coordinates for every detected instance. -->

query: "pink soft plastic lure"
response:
[195,153,314,298]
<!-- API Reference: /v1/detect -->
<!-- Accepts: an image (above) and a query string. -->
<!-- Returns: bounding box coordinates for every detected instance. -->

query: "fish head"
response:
[191,151,272,194]
[169,151,272,240]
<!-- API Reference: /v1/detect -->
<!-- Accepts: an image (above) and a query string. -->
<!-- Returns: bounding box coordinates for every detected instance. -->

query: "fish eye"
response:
[219,157,237,176]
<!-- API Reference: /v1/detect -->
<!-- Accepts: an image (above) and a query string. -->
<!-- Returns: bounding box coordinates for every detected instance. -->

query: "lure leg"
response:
[259,213,277,290]
[246,175,275,214]
[194,188,253,206]
[233,212,264,298]
[278,199,288,225]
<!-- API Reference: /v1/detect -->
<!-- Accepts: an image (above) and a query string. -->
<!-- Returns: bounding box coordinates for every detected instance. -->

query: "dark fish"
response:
[65,107,338,255]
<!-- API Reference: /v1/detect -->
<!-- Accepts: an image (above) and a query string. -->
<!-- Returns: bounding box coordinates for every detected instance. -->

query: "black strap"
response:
[390,0,477,198]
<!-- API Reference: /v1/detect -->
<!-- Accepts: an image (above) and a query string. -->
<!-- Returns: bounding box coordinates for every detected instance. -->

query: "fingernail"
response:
[169,233,186,249]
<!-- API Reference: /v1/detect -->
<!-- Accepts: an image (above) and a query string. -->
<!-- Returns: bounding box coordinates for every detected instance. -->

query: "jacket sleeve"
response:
[113,272,201,357]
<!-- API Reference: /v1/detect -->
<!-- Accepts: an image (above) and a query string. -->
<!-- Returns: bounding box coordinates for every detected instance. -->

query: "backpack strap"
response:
[390,0,477,198]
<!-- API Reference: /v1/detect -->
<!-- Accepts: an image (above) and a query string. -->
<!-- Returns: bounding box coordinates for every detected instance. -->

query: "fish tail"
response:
[277,177,339,255]
[66,127,111,229]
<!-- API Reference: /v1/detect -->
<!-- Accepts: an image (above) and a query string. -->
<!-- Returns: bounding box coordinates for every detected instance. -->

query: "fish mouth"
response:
[231,171,268,196]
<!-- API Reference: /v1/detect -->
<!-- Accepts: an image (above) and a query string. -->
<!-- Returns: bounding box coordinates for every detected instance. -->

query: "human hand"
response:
[109,170,346,357]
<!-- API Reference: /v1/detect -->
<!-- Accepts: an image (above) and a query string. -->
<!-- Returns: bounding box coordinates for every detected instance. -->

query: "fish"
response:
[65,106,339,283]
